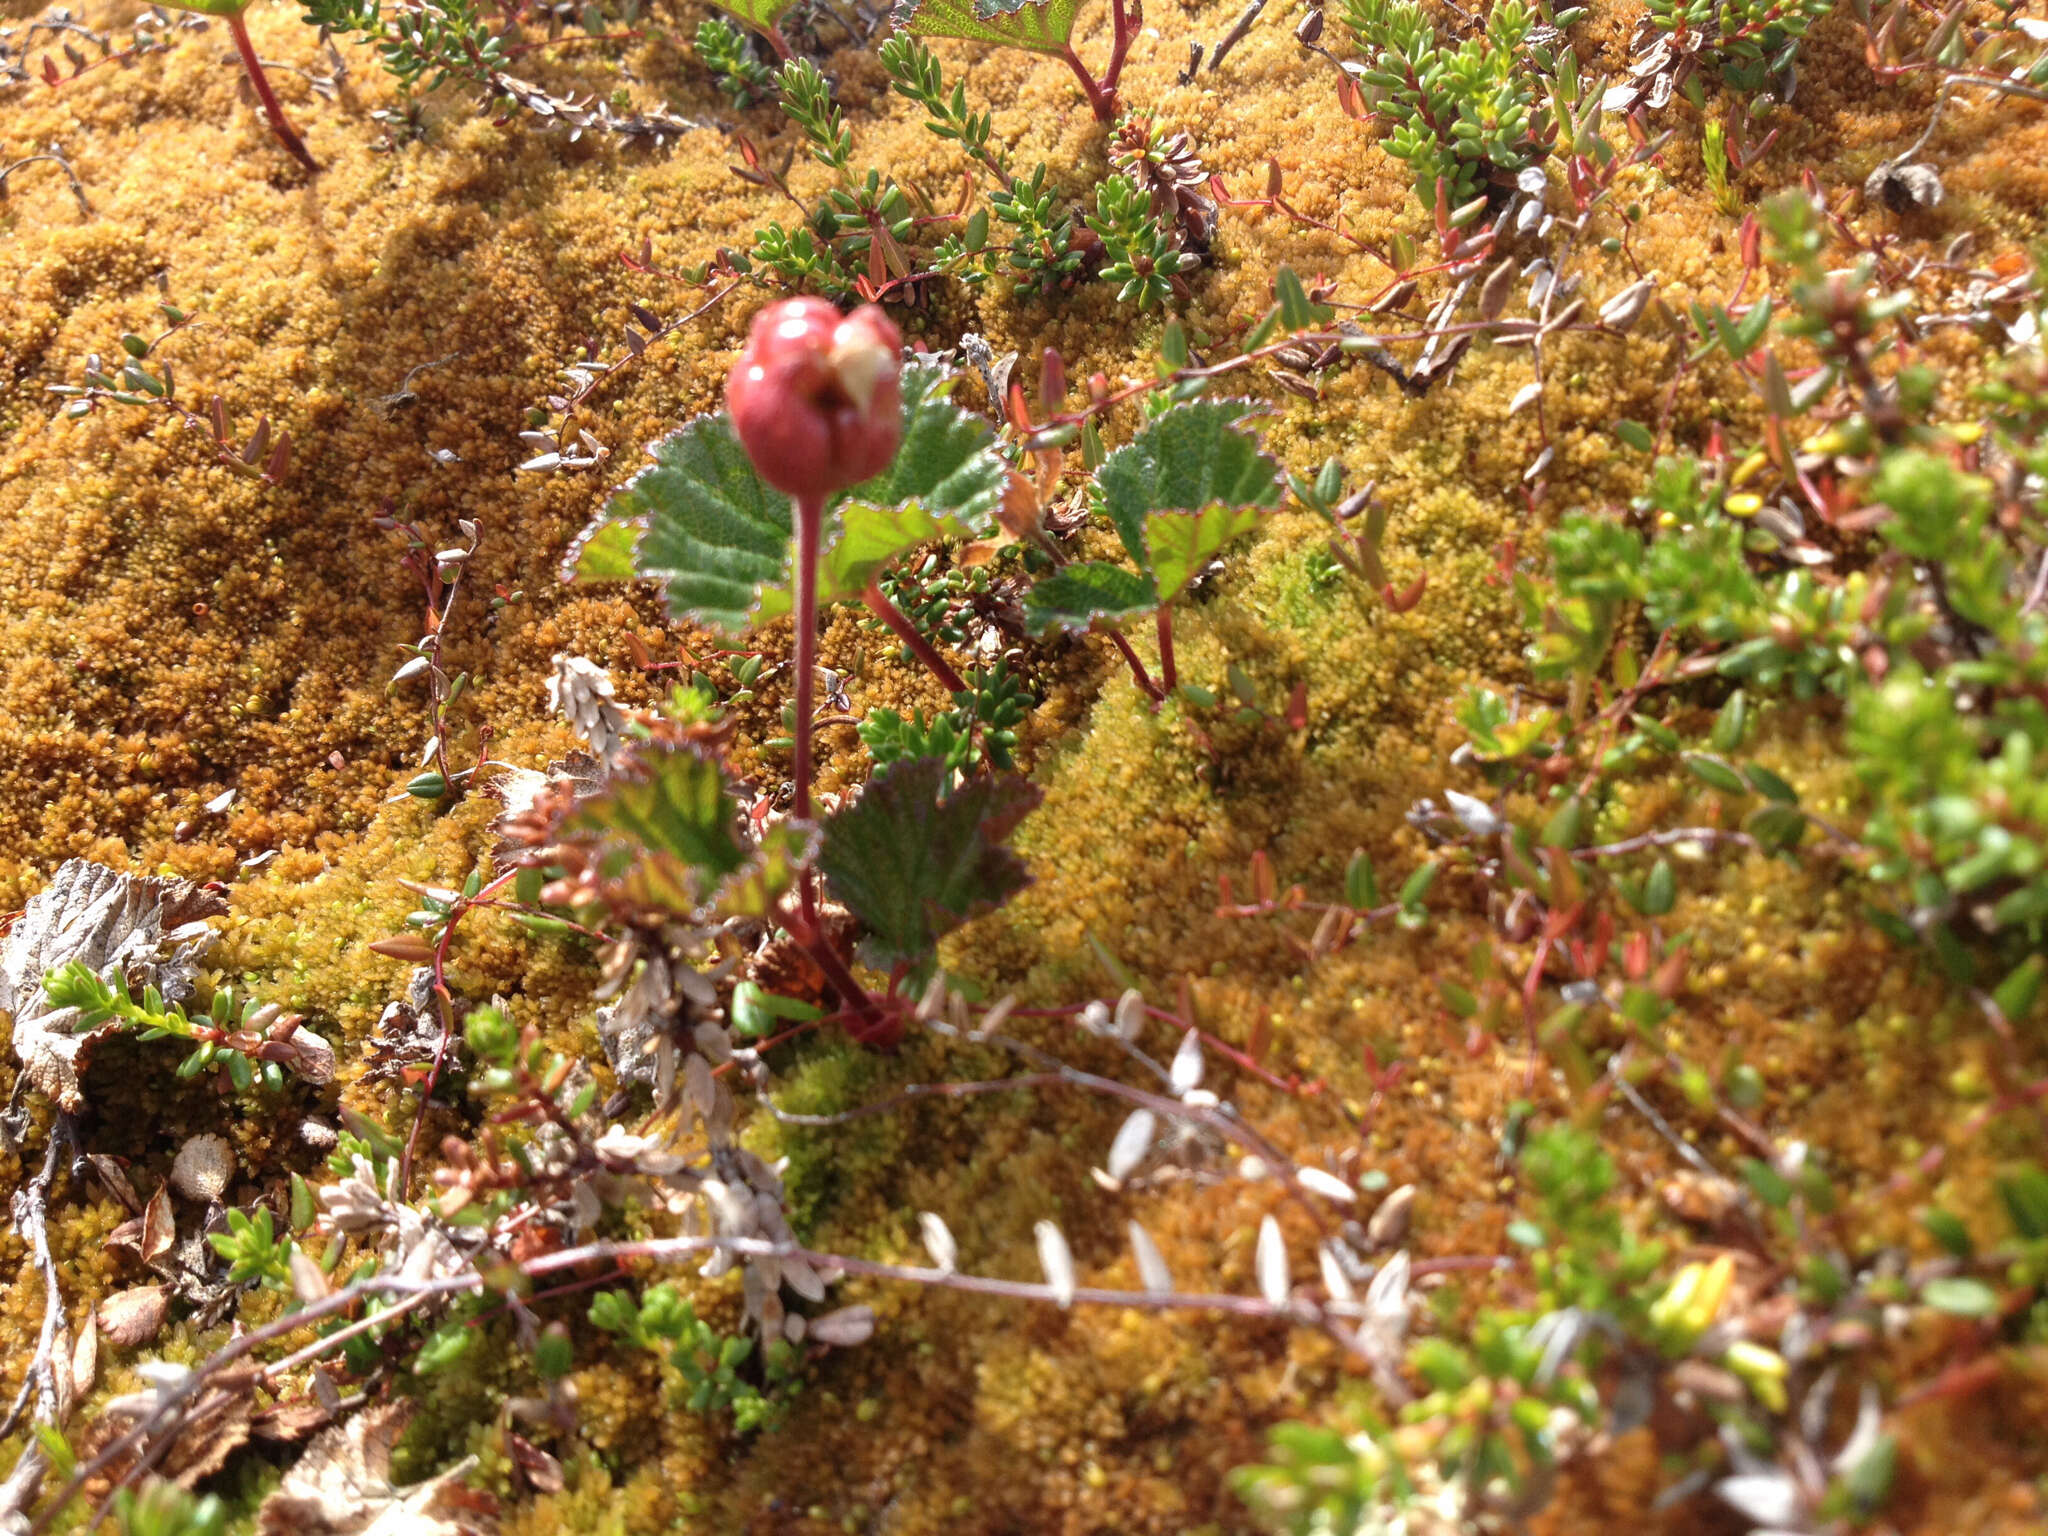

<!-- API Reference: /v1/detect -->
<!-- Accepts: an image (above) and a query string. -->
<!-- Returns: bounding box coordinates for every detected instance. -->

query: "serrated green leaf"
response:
[818,756,1042,967]
[571,519,641,582]
[758,501,982,621]
[575,365,1003,634]
[1146,504,1263,604]
[895,0,1082,55]
[1095,401,1282,567]
[713,821,816,920]
[567,747,747,915]
[713,0,797,32]
[839,365,1007,527]
[1022,562,1158,634]
[604,412,792,633]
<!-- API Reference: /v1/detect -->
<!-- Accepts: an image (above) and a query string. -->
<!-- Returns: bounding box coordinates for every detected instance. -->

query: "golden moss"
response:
[4,0,2048,1529]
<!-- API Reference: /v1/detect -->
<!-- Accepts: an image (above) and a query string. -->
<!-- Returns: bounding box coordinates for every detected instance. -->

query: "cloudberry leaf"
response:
[566,747,746,915]
[894,0,1083,57]
[818,756,1042,967]
[1022,562,1158,634]
[1094,400,1281,566]
[573,365,1003,634]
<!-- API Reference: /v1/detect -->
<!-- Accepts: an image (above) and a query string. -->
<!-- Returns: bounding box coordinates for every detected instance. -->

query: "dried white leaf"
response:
[1367,1184,1416,1248]
[1715,1472,1803,1528]
[1079,999,1112,1035]
[1112,987,1146,1041]
[974,993,1017,1038]
[1444,789,1502,837]
[97,1285,168,1347]
[170,1134,233,1202]
[1169,1029,1204,1094]
[919,1212,957,1274]
[1296,1167,1356,1204]
[1366,1249,1412,1320]
[1128,1220,1173,1294]
[546,653,630,769]
[1107,1109,1156,1180]
[1318,1243,1355,1303]
[1035,1220,1076,1308]
[809,1305,875,1347]
[257,1401,476,1534]
[1256,1215,1290,1306]
[1598,276,1656,331]
[71,1314,98,1405]
[389,655,431,686]
[683,1050,716,1121]
[782,1253,827,1303]
[1508,381,1543,418]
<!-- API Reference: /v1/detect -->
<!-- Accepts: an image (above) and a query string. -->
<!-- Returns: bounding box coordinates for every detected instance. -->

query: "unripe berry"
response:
[726,298,903,500]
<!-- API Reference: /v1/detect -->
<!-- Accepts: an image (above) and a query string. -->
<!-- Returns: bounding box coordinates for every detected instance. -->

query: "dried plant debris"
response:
[363,968,448,1085]
[257,1402,492,1535]
[1,860,226,1114]
[545,652,631,770]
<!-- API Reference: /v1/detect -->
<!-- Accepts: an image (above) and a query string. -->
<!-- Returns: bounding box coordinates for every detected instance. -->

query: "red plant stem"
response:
[761,20,793,59]
[793,494,825,926]
[1060,43,1115,121]
[1155,608,1178,695]
[861,578,968,696]
[775,897,891,1042]
[1103,625,1164,702]
[226,10,318,173]
[1100,0,1139,102]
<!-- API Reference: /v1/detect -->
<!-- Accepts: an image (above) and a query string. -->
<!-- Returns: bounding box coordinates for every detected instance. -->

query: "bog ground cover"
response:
[2,0,2048,1528]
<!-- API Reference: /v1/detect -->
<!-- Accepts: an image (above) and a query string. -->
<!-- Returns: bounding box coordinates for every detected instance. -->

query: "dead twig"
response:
[0,151,92,217]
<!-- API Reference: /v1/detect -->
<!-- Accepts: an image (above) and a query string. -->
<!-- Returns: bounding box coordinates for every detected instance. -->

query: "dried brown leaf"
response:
[96,1285,168,1347]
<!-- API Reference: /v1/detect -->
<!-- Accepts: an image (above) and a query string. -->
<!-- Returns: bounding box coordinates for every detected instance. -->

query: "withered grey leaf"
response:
[595,951,676,1090]
[258,1401,485,1535]
[0,860,227,1112]
[546,654,629,770]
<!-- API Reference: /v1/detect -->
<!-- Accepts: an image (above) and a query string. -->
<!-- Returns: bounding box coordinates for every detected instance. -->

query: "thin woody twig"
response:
[0,152,92,217]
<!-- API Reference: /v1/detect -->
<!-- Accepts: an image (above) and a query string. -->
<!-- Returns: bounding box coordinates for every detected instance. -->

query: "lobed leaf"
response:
[567,747,748,915]
[1095,401,1282,566]
[600,413,793,634]
[1146,504,1265,605]
[1022,562,1158,635]
[894,0,1083,56]
[818,756,1042,967]
[573,365,1003,635]
[712,0,798,32]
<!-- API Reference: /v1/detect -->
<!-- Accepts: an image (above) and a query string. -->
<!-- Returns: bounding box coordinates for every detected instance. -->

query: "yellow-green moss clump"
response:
[4,0,2048,1529]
